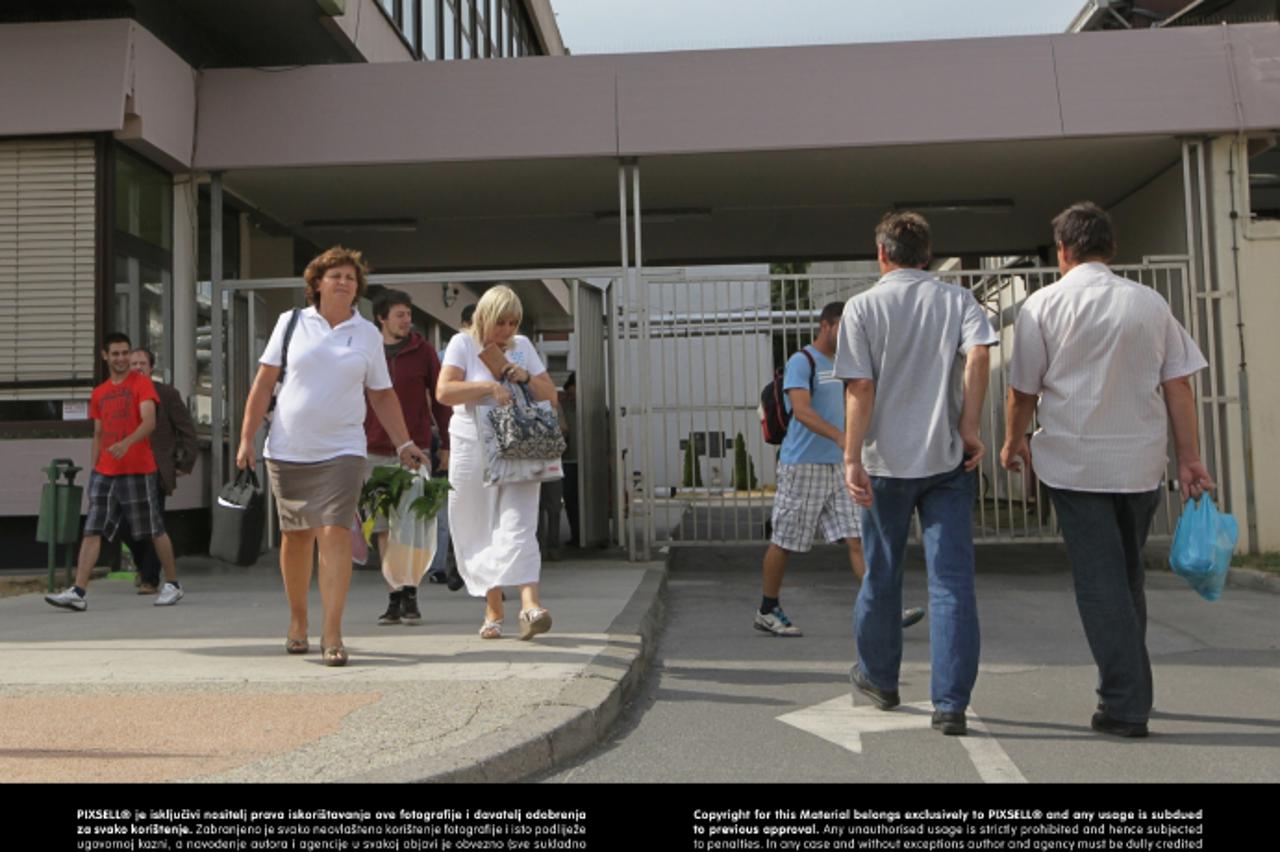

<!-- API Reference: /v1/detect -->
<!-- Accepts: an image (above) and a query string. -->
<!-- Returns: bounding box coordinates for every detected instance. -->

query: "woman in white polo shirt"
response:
[437,285,559,640]
[236,247,428,666]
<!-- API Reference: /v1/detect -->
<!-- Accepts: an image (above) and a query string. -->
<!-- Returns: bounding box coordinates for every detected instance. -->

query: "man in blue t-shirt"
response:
[756,302,925,637]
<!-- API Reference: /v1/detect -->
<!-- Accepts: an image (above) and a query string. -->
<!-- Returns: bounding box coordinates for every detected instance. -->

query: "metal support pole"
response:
[633,162,652,562]
[616,163,631,557]
[210,173,224,504]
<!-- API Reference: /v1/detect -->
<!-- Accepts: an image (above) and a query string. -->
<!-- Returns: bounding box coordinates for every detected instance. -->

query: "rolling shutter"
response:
[0,137,97,398]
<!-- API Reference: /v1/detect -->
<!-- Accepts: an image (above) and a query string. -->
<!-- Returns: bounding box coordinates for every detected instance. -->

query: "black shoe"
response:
[401,586,421,624]
[445,565,465,592]
[902,607,926,628]
[1091,711,1148,738]
[378,590,402,625]
[849,664,900,710]
[427,573,447,584]
[931,710,968,736]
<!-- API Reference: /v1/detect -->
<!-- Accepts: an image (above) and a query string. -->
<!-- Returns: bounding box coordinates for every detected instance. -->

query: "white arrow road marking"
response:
[777,697,1026,783]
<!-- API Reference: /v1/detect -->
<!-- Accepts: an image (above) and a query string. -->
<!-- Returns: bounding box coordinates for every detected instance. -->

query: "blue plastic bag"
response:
[1169,495,1238,601]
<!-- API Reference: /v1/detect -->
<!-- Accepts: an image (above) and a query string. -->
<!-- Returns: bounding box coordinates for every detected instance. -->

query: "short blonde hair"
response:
[469,284,524,350]
[303,246,370,309]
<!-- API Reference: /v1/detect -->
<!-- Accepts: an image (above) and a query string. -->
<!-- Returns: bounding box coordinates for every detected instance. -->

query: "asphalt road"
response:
[540,544,1280,784]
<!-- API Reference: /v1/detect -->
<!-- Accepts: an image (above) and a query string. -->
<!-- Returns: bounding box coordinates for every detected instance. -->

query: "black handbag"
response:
[209,468,266,566]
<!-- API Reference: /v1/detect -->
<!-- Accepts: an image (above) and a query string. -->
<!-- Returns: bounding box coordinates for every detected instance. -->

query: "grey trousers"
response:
[1046,485,1162,724]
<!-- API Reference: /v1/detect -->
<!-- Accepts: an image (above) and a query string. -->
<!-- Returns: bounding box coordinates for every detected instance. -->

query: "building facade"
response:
[0,1,567,565]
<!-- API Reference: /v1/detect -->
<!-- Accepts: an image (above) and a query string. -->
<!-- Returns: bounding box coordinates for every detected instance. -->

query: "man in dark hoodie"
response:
[364,289,452,625]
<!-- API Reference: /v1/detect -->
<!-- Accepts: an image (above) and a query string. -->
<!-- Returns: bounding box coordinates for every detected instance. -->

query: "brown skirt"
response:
[266,455,365,532]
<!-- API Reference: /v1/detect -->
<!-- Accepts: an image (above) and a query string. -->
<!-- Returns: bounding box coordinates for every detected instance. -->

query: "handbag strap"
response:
[508,379,535,406]
[235,467,260,490]
[263,308,302,433]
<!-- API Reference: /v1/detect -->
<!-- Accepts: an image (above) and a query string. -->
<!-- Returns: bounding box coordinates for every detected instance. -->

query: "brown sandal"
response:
[285,636,310,655]
[322,645,348,667]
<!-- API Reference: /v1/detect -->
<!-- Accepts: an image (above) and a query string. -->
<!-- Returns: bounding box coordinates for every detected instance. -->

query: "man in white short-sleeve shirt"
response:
[1001,201,1214,739]
[834,211,997,737]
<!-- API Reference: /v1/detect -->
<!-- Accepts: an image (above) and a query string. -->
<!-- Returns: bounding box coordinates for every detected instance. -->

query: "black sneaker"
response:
[1091,711,1148,738]
[378,590,402,625]
[902,607,926,628]
[931,710,968,736]
[400,586,421,624]
[849,664,900,710]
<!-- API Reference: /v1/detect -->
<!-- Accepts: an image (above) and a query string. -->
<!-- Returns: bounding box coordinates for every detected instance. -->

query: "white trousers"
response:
[447,432,541,596]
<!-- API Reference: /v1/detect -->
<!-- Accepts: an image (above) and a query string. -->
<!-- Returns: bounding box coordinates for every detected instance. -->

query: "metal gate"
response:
[613,259,1225,554]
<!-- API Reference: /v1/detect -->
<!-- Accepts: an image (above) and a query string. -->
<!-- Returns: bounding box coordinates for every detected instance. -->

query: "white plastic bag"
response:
[381,469,439,590]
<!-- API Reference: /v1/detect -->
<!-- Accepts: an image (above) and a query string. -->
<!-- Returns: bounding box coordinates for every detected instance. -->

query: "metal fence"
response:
[613,261,1212,555]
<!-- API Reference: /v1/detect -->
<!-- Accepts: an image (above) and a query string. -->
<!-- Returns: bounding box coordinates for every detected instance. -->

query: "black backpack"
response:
[760,347,816,445]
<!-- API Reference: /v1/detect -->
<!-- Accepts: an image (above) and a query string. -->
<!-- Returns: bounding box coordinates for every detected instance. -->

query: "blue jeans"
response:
[426,486,451,578]
[1046,486,1161,725]
[856,463,979,713]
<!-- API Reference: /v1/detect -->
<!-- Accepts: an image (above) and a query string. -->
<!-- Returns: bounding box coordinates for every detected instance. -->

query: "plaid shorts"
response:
[83,471,166,541]
[770,463,860,553]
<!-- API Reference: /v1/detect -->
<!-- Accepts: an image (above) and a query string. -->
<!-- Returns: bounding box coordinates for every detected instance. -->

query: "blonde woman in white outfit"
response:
[437,285,559,640]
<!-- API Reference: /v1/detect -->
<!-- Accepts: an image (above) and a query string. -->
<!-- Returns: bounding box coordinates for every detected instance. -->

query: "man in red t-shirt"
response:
[45,332,185,611]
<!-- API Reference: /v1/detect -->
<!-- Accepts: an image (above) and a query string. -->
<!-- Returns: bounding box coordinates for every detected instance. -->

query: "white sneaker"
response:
[154,582,184,606]
[754,606,802,637]
[45,588,86,612]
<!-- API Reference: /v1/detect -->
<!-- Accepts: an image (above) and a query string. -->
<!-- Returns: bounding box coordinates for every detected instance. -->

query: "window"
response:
[403,0,419,56]
[1248,145,1280,222]
[476,0,489,58]
[195,191,240,427]
[443,0,457,60]
[421,0,439,59]
[113,146,173,381]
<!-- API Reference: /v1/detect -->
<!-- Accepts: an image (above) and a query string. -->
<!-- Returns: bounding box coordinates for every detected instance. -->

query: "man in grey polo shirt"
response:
[1001,202,1213,739]
[834,211,997,737]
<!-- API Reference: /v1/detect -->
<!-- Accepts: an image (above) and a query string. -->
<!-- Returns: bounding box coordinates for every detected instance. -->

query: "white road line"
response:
[960,709,1027,783]
[777,698,1028,783]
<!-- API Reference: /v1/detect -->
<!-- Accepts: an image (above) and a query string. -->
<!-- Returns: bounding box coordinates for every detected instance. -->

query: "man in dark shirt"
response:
[364,290,452,625]
[119,348,198,594]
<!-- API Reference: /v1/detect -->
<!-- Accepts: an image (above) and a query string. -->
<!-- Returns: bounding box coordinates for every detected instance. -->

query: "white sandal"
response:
[518,607,552,641]
[479,619,503,639]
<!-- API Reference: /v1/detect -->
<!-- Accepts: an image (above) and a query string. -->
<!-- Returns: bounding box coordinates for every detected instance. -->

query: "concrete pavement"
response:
[0,550,665,783]
[1,541,1274,784]
[544,544,1280,784]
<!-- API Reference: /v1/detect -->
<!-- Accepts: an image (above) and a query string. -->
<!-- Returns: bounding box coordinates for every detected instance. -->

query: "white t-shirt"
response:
[1007,262,1207,492]
[259,307,392,462]
[442,332,546,442]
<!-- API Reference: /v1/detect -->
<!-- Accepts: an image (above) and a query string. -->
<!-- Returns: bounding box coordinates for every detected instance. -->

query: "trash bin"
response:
[35,458,82,591]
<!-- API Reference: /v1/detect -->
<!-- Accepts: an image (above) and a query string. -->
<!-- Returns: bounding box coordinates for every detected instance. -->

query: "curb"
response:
[339,563,668,784]
[1142,546,1280,595]
[1224,566,1280,595]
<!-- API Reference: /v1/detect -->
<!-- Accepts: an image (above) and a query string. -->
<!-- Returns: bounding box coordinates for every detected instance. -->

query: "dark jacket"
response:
[364,331,452,455]
[151,381,198,495]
